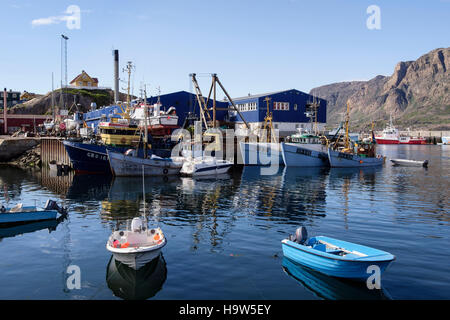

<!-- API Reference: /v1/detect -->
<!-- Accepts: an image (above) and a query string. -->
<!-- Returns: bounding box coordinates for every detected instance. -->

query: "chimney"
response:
[3,88,7,134]
[114,50,119,103]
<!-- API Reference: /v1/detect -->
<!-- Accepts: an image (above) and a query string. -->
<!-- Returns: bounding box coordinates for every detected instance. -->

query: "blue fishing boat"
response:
[0,200,67,227]
[63,140,129,174]
[281,227,395,281]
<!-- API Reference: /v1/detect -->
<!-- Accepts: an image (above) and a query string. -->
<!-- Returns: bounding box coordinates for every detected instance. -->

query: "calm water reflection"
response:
[0,145,448,299]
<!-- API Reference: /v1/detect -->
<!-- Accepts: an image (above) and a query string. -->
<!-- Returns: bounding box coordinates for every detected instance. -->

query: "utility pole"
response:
[122,61,135,109]
[60,34,69,110]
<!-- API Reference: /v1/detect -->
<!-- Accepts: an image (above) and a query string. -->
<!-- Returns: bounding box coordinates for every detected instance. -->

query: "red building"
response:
[0,114,49,134]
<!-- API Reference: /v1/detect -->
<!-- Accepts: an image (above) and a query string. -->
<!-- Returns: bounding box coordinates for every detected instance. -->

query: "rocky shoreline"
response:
[7,144,42,168]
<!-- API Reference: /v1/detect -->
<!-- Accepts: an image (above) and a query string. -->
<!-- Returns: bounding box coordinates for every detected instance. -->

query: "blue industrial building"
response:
[230,89,327,136]
[146,91,232,127]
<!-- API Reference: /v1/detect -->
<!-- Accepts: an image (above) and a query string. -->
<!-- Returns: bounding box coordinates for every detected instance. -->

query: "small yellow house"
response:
[69,70,99,88]
[20,91,37,101]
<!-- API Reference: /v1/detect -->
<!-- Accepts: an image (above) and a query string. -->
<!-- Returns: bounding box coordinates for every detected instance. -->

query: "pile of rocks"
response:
[9,144,41,168]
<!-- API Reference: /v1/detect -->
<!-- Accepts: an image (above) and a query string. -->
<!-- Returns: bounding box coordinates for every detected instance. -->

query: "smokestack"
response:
[114,50,119,103]
[3,88,7,134]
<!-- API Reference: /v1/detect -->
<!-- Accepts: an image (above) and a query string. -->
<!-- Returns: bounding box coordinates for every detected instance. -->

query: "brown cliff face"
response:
[310,48,450,130]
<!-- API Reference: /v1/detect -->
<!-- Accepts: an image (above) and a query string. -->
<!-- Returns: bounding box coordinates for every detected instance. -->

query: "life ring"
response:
[163,168,168,175]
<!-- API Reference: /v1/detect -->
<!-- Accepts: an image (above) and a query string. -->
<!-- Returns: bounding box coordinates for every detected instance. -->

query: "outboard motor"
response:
[131,217,144,232]
[44,199,68,215]
[290,226,308,244]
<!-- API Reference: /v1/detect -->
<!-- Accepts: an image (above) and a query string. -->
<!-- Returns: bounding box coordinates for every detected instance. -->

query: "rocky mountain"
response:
[310,47,450,131]
[10,88,132,115]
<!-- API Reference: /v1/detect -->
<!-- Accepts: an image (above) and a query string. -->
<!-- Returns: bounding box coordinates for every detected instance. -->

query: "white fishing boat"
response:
[106,217,167,270]
[107,149,182,177]
[281,133,328,167]
[180,156,233,176]
[390,159,429,167]
[239,142,283,166]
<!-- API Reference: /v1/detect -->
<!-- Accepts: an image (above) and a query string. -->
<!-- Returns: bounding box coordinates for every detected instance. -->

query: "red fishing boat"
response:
[375,116,426,144]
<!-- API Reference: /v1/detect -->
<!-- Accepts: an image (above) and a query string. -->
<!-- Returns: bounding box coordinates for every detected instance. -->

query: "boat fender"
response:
[154,234,161,241]
[113,240,121,248]
[163,168,168,175]
[121,242,130,248]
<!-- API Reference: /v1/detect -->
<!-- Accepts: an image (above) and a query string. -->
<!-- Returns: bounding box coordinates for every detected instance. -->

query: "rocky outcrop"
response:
[310,47,450,130]
[9,89,132,115]
[0,138,39,162]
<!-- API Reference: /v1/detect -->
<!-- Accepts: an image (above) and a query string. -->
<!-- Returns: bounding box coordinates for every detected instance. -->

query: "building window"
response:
[294,104,297,111]
[87,82,91,87]
[273,102,289,111]
[12,93,17,98]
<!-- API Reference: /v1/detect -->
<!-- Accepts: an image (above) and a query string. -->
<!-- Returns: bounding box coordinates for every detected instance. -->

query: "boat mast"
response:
[143,85,149,159]
[123,61,134,113]
[262,97,274,142]
[344,101,350,150]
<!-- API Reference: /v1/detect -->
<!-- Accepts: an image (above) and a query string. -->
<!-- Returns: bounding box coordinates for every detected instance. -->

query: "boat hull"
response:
[375,137,426,145]
[328,149,384,168]
[110,249,163,270]
[107,150,182,176]
[180,159,233,176]
[282,238,394,281]
[281,143,329,167]
[0,208,57,226]
[390,159,428,167]
[239,142,284,166]
[107,238,167,270]
[62,140,125,174]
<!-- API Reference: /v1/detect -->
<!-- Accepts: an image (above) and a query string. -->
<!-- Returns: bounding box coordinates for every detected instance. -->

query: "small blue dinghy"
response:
[0,199,68,227]
[281,227,395,281]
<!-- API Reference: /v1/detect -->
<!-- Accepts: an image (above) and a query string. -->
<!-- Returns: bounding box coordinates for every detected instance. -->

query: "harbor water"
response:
[0,145,448,299]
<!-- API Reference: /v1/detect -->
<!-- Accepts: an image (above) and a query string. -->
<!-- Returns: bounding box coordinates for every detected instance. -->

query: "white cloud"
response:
[31,16,65,27]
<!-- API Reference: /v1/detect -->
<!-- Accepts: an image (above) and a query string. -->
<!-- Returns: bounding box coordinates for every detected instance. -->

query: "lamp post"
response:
[60,34,69,111]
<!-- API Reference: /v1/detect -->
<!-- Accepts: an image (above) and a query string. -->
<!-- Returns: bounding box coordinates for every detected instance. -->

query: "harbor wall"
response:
[40,138,71,167]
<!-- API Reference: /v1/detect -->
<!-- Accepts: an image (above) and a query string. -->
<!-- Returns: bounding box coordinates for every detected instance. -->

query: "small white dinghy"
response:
[106,217,167,270]
[106,164,167,270]
[390,159,428,168]
[180,156,233,176]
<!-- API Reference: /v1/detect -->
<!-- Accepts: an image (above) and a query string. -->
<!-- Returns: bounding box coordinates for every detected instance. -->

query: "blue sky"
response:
[0,0,449,97]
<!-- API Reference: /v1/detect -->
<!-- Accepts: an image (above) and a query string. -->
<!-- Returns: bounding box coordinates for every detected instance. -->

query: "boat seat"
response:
[9,203,23,213]
[126,232,148,246]
[312,243,327,252]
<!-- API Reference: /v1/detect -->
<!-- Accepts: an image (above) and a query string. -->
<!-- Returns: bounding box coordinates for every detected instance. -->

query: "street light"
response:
[60,34,69,110]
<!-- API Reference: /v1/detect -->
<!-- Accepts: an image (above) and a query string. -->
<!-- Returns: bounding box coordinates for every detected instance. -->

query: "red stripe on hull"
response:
[375,139,399,144]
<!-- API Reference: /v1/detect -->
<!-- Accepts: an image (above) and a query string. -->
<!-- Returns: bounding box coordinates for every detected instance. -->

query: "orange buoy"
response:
[121,242,130,248]
[154,234,160,241]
